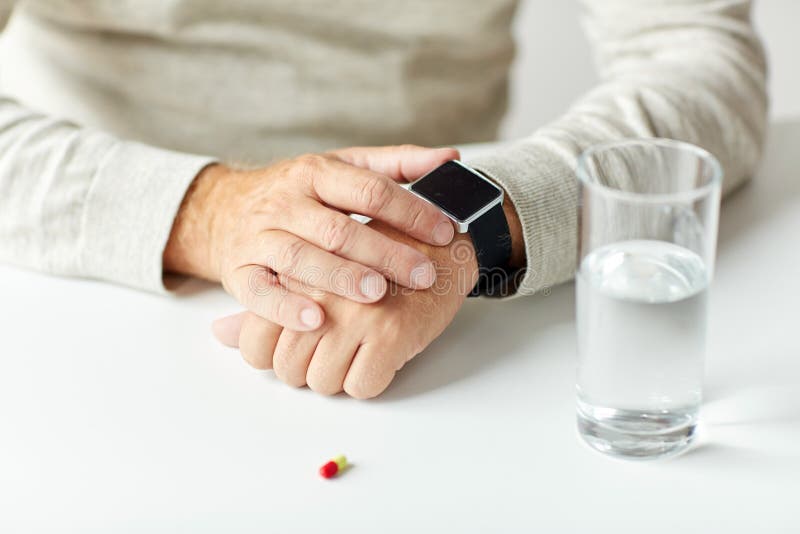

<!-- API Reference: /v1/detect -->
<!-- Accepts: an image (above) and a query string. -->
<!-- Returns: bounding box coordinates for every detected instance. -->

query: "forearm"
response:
[502,195,525,269]
[0,96,215,291]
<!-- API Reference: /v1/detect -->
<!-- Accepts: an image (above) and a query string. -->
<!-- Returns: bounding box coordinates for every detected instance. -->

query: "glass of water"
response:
[575,138,722,459]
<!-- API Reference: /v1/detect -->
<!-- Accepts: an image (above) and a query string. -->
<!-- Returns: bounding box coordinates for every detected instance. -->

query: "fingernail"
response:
[360,272,387,301]
[410,262,436,288]
[300,307,322,329]
[432,220,454,245]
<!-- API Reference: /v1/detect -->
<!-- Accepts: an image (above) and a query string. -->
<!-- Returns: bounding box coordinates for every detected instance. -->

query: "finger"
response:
[272,202,437,289]
[272,327,324,388]
[226,265,324,331]
[342,342,400,400]
[328,145,460,183]
[237,312,282,370]
[305,332,360,396]
[212,312,248,348]
[306,157,454,246]
[239,230,388,303]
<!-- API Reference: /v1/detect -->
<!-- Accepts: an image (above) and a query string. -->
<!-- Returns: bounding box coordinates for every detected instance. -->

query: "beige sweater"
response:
[0,0,767,295]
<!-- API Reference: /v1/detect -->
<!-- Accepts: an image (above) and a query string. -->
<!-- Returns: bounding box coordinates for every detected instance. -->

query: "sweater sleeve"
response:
[0,96,216,292]
[467,0,768,297]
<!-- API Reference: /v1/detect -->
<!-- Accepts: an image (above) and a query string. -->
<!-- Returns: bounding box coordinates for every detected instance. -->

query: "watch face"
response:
[410,161,502,222]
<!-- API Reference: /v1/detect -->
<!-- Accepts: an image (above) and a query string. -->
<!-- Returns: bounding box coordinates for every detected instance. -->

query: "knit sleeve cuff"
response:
[79,139,217,293]
[467,142,579,299]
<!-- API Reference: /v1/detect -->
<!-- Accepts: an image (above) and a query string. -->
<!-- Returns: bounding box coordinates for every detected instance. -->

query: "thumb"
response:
[329,145,460,183]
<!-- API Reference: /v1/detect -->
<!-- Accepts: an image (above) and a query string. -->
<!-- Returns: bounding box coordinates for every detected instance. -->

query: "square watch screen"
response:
[410,161,502,222]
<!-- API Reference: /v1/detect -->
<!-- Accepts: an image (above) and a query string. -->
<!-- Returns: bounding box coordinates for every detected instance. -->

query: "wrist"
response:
[163,163,231,281]
[501,195,525,269]
[433,231,480,297]
[444,196,522,297]
[412,196,522,297]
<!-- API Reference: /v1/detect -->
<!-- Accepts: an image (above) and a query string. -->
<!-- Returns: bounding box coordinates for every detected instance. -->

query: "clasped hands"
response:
[165,145,481,398]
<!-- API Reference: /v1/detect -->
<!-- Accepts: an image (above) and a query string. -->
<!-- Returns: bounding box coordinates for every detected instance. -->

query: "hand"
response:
[212,220,480,398]
[164,145,459,331]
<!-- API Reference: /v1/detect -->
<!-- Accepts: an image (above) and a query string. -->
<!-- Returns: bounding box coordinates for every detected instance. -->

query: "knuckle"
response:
[321,214,354,254]
[385,243,419,281]
[328,262,358,297]
[272,338,309,388]
[405,202,428,235]
[356,176,393,214]
[239,345,271,370]
[344,378,384,400]
[264,191,291,219]
[276,239,307,275]
[282,370,308,389]
[381,318,405,342]
[270,293,291,325]
[343,379,371,400]
[295,154,327,185]
[246,268,275,300]
[379,245,403,282]
[344,366,393,400]
[270,348,290,377]
[306,371,342,396]
[272,353,302,387]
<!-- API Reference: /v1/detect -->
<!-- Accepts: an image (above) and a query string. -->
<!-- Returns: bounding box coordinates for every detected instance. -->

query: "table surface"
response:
[2,123,799,534]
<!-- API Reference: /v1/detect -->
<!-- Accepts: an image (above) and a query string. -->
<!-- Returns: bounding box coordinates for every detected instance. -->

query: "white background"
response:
[503,0,800,140]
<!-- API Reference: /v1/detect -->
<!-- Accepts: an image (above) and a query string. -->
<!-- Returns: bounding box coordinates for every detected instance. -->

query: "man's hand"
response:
[213,221,481,398]
[164,146,459,331]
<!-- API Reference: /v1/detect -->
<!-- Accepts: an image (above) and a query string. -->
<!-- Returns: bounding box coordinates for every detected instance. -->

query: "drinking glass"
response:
[575,138,722,459]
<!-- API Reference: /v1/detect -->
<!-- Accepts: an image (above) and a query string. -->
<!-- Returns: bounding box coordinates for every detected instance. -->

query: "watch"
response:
[409,160,513,297]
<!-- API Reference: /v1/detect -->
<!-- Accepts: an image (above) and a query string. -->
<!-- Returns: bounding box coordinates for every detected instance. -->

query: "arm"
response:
[469,0,768,296]
[0,92,460,328]
[0,1,215,292]
[0,96,215,291]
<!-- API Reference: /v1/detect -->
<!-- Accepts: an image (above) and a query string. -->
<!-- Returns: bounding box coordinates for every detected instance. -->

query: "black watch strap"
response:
[467,202,513,298]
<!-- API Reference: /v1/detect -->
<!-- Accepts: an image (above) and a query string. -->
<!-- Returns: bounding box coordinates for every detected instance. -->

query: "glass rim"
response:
[576,138,723,204]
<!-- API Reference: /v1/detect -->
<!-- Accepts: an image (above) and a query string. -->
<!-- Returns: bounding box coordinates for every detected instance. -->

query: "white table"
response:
[2,124,799,533]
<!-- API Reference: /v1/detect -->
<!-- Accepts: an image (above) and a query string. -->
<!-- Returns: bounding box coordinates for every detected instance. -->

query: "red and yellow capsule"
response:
[319,455,348,479]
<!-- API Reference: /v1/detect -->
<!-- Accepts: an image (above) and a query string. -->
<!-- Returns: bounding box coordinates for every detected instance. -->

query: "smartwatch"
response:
[409,160,513,297]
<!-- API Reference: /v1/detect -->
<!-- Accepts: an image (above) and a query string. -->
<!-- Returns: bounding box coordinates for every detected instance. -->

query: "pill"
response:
[319,454,348,479]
